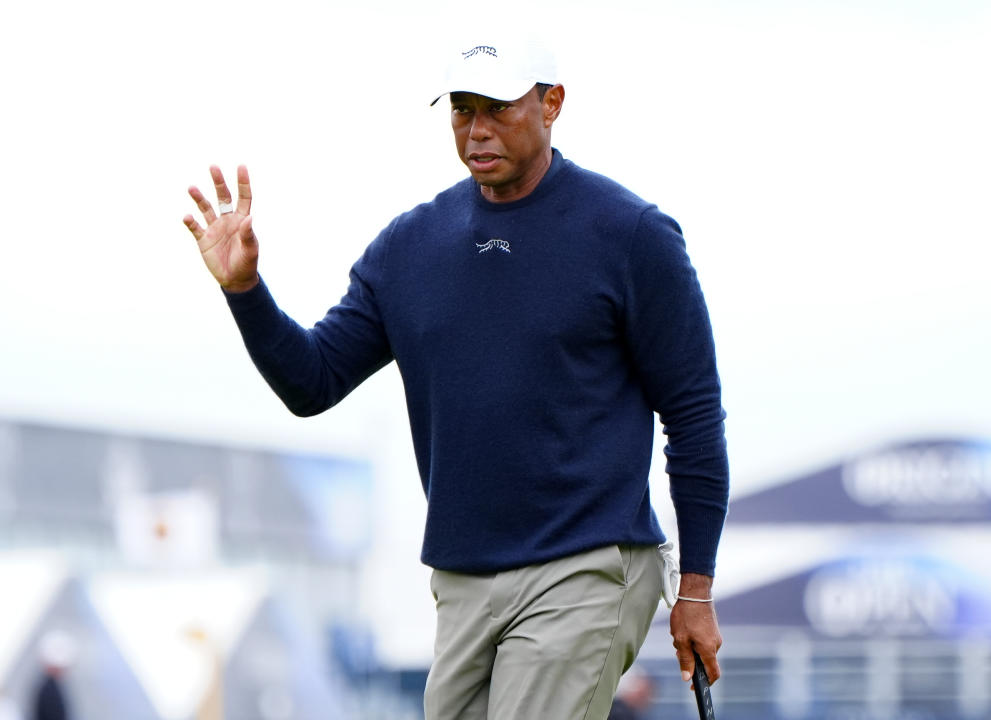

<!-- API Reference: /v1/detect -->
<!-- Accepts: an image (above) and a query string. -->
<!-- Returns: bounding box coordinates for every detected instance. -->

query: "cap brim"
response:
[429,80,539,107]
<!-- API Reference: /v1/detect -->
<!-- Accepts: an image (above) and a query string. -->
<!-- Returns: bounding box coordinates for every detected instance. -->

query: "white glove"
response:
[658,540,681,609]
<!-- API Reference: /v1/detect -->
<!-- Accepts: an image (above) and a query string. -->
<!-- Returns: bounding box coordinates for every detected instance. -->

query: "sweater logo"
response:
[476,239,511,254]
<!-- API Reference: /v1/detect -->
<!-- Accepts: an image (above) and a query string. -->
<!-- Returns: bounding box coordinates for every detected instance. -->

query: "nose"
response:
[469,111,493,142]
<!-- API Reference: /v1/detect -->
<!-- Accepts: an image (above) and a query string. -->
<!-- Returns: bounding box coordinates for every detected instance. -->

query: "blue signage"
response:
[717,555,991,638]
[729,439,991,523]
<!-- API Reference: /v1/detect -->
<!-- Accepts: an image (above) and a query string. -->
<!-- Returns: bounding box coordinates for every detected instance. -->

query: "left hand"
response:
[670,572,723,687]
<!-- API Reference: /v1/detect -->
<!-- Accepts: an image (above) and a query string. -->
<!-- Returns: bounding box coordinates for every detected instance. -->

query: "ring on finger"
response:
[218,201,234,215]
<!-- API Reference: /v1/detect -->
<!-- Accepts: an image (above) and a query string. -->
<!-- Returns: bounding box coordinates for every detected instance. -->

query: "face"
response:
[451,84,564,203]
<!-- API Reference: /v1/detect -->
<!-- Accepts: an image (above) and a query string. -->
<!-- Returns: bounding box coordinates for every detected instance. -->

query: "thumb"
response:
[239,215,257,248]
[676,644,695,683]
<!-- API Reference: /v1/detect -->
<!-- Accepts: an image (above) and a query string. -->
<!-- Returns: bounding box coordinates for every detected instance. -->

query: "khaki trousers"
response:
[423,544,663,720]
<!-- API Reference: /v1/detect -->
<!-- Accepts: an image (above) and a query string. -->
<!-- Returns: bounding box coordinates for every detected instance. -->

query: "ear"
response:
[542,84,565,127]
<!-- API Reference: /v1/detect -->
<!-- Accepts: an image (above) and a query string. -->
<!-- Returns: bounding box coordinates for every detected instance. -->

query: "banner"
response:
[730,439,991,523]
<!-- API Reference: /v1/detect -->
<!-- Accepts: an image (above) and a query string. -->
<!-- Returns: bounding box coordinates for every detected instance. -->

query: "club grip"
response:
[692,650,716,720]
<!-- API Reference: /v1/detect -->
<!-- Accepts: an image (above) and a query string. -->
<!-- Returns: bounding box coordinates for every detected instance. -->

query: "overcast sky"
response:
[2,0,989,667]
[3,0,987,483]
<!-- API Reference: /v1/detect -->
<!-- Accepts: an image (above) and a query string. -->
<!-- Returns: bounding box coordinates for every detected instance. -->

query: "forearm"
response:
[224,276,393,416]
[666,402,729,575]
[224,277,338,415]
[660,363,729,575]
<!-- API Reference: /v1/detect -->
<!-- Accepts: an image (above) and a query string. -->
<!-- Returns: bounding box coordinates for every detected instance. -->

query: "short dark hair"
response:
[535,83,553,100]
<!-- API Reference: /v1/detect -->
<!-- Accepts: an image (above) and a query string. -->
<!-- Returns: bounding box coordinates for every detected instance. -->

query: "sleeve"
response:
[623,207,729,576]
[224,231,394,417]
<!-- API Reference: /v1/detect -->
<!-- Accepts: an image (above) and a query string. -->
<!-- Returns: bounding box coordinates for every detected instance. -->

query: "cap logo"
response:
[462,45,497,60]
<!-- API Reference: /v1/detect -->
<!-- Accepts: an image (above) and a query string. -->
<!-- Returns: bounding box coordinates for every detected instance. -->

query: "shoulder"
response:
[360,176,473,254]
[558,158,684,243]
[561,159,653,214]
[354,177,475,278]
[393,176,475,231]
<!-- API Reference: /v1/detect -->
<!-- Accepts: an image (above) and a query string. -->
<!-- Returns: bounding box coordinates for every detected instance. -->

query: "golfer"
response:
[184,38,729,720]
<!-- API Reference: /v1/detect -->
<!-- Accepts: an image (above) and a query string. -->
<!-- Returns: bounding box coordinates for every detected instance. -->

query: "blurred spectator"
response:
[186,627,223,720]
[32,632,75,720]
[608,664,654,720]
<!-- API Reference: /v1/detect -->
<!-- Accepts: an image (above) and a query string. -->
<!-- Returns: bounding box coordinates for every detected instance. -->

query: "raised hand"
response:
[183,165,260,293]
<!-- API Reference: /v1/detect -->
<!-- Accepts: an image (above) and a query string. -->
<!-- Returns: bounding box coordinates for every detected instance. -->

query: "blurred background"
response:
[1,0,988,718]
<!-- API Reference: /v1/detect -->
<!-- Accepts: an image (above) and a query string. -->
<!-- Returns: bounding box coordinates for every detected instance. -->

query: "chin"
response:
[469,171,502,187]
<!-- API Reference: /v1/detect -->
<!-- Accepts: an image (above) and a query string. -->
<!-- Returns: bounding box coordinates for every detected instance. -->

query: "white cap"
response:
[430,39,557,106]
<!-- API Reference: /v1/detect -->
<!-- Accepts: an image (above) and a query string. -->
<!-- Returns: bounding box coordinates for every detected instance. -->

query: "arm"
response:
[624,208,729,684]
[183,166,392,414]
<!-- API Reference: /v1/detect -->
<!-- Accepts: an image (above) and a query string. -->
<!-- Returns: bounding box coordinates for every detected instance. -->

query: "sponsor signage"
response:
[717,556,991,638]
[730,439,991,523]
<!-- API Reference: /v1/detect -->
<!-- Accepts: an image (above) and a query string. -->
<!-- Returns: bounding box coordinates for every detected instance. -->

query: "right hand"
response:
[183,165,260,293]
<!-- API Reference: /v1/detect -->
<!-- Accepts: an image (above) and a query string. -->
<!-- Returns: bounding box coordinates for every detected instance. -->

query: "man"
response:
[184,38,728,720]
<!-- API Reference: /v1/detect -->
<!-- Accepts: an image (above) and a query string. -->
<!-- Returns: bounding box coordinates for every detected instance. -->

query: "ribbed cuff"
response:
[675,503,727,576]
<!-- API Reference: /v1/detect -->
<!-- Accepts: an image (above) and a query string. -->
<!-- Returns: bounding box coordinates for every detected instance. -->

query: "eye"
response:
[451,105,472,115]
[490,103,510,112]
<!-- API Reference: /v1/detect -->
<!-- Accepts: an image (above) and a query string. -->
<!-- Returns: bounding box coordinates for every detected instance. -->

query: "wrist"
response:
[222,274,260,294]
[678,572,714,600]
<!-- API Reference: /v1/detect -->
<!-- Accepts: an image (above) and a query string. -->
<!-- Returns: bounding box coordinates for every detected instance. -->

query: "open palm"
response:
[183,165,259,293]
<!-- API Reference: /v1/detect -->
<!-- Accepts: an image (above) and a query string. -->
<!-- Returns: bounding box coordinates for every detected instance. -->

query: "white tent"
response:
[89,567,346,720]
[0,552,157,719]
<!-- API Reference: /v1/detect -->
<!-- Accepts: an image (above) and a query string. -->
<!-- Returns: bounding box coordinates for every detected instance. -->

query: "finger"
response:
[696,645,721,685]
[188,185,217,224]
[674,640,695,683]
[703,653,721,684]
[210,165,233,206]
[183,214,204,242]
[236,165,252,215]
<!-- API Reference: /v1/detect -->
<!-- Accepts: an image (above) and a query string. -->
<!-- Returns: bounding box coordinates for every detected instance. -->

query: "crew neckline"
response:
[470,148,567,211]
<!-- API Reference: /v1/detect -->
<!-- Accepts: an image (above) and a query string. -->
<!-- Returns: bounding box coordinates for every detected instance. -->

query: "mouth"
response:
[467,153,502,172]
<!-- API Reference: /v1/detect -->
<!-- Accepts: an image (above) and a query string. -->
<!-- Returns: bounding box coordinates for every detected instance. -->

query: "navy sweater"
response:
[225,151,729,575]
